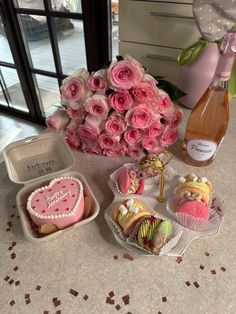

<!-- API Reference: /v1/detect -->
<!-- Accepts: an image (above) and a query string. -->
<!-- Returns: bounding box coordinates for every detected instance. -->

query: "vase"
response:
[178,43,220,109]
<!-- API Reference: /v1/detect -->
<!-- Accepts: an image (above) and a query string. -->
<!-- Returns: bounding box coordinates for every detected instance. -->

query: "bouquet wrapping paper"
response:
[46,55,183,157]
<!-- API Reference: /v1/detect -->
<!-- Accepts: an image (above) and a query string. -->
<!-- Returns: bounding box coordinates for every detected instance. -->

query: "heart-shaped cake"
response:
[27,176,84,229]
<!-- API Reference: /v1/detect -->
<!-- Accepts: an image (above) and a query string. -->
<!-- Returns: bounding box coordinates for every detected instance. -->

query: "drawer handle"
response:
[145,53,177,63]
[149,11,193,20]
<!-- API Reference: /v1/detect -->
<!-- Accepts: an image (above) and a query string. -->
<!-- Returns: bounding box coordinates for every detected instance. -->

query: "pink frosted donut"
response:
[177,200,209,221]
[27,176,84,229]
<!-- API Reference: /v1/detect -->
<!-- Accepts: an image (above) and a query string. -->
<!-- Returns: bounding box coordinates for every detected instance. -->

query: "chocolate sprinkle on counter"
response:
[25,294,30,299]
[12,205,16,209]
[36,285,41,290]
[83,295,89,301]
[193,281,200,288]
[211,270,216,275]
[8,279,14,285]
[69,289,78,296]
[13,266,19,271]
[12,242,16,247]
[199,265,205,270]
[54,300,61,307]
[115,304,121,311]
[43,311,49,314]
[122,295,130,305]
[158,312,162,314]
[106,297,115,305]
[7,221,12,227]
[162,297,167,302]
[25,299,31,304]
[6,228,10,232]
[11,253,16,260]
[9,300,15,306]
[4,276,10,282]
[10,214,15,218]
[123,253,134,261]
[55,311,61,314]
[205,251,210,256]
[15,280,20,286]
[176,256,182,264]
[221,266,226,272]
[185,281,191,286]
[8,246,13,251]
[113,255,118,260]
[109,291,115,297]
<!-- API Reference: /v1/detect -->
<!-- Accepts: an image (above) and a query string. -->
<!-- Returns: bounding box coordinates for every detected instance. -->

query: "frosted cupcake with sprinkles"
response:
[27,176,84,233]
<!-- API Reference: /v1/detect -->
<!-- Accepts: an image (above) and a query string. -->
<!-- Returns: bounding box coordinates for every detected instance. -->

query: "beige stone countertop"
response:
[0,101,236,314]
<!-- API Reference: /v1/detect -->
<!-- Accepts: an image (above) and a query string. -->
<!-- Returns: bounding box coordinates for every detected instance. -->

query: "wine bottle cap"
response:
[220,30,236,56]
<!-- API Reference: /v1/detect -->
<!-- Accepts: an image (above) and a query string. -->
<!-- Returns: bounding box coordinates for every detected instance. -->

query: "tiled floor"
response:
[0,112,45,163]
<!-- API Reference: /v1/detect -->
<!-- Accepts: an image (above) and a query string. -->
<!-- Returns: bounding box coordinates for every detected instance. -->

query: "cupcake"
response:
[134,215,174,254]
[167,173,220,231]
[112,198,152,235]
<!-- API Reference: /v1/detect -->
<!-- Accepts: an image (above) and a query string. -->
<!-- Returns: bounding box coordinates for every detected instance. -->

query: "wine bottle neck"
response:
[214,54,235,82]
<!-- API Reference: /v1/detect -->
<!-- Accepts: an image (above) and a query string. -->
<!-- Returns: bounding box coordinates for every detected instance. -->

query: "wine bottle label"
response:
[186,139,217,161]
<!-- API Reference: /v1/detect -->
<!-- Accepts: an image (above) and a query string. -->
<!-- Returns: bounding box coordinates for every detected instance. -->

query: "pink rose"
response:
[109,90,133,112]
[85,114,105,134]
[60,68,91,104]
[67,106,86,120]
[127,144,143,157]
[78,124,97,140]
[46,109,70,132]
[145,120,164,138]
[124,128,143,145]
[107,55,144,90]
[65,119,81,137]
[99,132,121,150]
[87,69,107,93]
[105,114,127,136]
[160,126,178,147]
[126,104,153,129]
[132,79,158,103]
[142,137,158,152]
[85,94,110,118]
[157,90,172,113]
[162,106,183,127]
[66,134,81,149]
[81,138,103,155]
[104,146,126,157]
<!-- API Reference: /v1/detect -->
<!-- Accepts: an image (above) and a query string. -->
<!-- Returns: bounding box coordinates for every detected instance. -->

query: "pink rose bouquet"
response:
[46,55,183,157]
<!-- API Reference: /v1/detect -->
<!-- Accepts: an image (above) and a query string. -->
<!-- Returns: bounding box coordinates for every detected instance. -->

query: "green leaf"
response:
[229,61,236,101]
[157,79,186,101]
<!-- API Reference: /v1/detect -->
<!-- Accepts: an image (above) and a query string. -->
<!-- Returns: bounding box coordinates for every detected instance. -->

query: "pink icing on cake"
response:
[177,200,209,221]
[27,176,84,229]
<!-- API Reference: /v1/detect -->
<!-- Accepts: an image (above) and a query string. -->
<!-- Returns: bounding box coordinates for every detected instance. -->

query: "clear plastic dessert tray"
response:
[104,163,224,256]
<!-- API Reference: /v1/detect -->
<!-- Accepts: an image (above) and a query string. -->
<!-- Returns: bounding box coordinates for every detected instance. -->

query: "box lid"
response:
[3,132,75,185]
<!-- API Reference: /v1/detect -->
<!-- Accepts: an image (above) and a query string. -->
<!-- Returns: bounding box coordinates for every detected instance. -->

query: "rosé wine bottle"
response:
[183,30,236,167]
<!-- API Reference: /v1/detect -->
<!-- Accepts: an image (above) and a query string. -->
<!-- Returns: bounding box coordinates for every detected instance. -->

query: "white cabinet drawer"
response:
[119,41,182,84]
[119,0,200,49]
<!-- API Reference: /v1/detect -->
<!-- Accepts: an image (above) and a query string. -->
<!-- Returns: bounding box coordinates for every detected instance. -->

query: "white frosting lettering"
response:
[46,189,71,208]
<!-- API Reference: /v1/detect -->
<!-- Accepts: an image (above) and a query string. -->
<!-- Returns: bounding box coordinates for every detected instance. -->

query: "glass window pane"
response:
[0,16,14,63]
[55,19,86,75]
[14,0,45,10]
[18,14,56,72]
[34,74,60,117]
[0,66,29,112]
[51,0,82,13]
[112,0,119,60]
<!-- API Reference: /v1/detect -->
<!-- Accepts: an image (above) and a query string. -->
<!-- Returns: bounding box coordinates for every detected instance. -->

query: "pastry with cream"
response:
[117,166,145,194]
[176,173,213,220]
[112,198,151,235]
[134,215,173,254]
